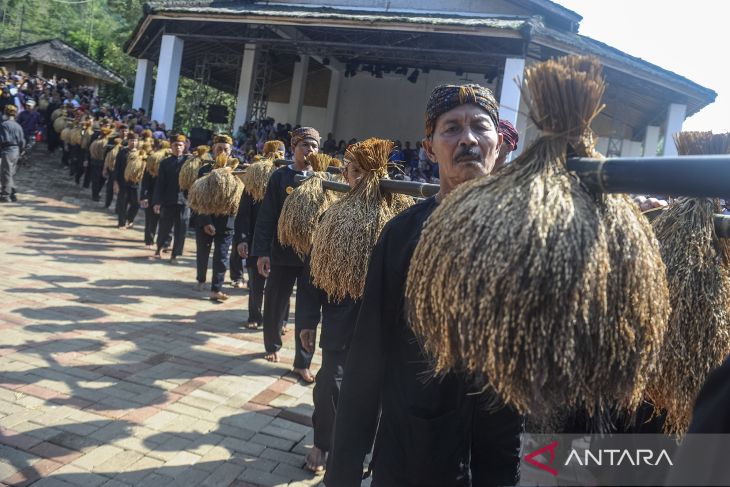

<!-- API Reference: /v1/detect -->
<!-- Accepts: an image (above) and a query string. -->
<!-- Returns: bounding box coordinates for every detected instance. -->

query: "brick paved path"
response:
[0,148,330,486]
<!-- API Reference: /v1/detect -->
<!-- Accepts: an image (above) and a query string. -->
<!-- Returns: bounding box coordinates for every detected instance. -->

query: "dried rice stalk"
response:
[69,126,83,146]
[241,158,277,202]
[53,116,66,133]
[80,126,93,150]
[307,153,336,172]
[145,141,170,177]
[89,136,110,161]
[310,138,414,301]
[213,152,240,170]
[405,55,669,422]
[179,146,211,192]
[51,107,64,121]
[188,168,244,216]
[647,131,730,435]
[279,173,341,258]
[124,149,147,183]
[104,138,123,171]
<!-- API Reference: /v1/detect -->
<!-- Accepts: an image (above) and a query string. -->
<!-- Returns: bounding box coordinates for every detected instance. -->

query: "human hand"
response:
[257,256,271,278]
[153,204,161,214]
[204,224,216,236]
[237,242,249,259]
[300,329,317,354]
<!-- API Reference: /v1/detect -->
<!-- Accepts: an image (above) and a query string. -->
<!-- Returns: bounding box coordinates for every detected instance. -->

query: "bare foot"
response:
[265,352,279,362]
[293,368,315,384]
[304,446,327,474]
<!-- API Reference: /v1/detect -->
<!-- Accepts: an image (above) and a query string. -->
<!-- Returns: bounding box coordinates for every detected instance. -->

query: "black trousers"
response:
[247,265,265,325]
[82,155,92,188]
[117,184,140,227]
[104,174,115,208]
[144,206,161,246]
[262,265,314,369]
[70,146,84,184]
[157,204,189,258]
[312,348,348,451]
[230,237,245,282]
[195,227,233,292]
[90,160,105,200]
[61,146,70,167]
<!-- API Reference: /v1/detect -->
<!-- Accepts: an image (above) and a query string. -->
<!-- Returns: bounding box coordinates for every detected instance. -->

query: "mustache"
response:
[454,146,483,163]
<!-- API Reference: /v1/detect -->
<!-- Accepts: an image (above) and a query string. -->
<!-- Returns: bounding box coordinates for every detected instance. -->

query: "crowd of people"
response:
[6,61,730,487]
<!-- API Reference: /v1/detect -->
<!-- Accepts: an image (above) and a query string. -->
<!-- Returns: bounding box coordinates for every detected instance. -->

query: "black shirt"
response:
[153,154,189,207]
[251,165,309,267]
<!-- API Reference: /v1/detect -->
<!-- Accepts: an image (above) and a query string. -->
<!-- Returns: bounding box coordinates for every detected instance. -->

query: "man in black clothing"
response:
[325,84,522,487]
[104,124,129,209]
[152,135,190,263]
[194,134,235,301]
[234,189,264,328]
[114,132,141,229]
[140,145,167,249]
[252,127,320,383]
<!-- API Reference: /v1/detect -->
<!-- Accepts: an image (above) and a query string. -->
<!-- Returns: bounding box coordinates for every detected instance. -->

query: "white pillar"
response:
[36,63,44,78]
[662,103,687,157]
[499,58,525,127]
[151,35,184,129]
[233,44,257,132]
[132,58,154,113]
[499,57,525,162]
[288,55,310,125]
[324,69,342,138]
[643,126,660,157]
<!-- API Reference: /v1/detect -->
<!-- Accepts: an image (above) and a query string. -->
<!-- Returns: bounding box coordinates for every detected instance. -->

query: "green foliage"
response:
[0,0,236,133]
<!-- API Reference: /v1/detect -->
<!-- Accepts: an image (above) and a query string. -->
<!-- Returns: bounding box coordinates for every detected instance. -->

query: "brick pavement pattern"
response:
[0,149,333,486]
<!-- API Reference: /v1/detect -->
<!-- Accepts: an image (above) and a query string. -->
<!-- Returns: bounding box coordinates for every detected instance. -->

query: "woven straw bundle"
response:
[51,107,64,122]
[53,116,67,133]
[80,127,93,150]
[89,136,109,161]
[188,167,244,216]
[241,159,277,202]
[647,131,730,435]
[279,173,341,258]
[179,146,211,192]
[405,55,669,422]
[310,138,413,301]
[69,126,83,146]
[124,149,147,183]
[104,138,123,171]
[145,141,170,177]
[213,152,240,170]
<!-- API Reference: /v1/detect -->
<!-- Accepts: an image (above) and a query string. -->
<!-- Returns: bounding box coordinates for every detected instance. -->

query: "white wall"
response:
[267,102,328,136]
[333,69,497,144]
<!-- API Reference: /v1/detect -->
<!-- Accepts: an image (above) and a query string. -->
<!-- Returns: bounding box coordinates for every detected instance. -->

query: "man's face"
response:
[213,143,231,157]
[128,138,139,150]
[120,129,129,139]
[292,139,319,164]
[170,141,185,156]
[343,160,364,188]
[423,104,502,188]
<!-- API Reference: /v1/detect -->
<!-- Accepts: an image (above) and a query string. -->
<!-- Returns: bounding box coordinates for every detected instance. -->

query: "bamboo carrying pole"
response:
[294,155,730,236]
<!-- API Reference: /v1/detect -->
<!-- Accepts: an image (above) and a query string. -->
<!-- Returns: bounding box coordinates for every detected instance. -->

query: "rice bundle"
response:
[51,107,64,122]
[213,152,240,170]
[69,126,83,146]
[310,138,414,301]
[179,146,211,191]
[89,134,111,161]
[124,149,147,183]
[405,55,669,421]
[241,159,277,202]
[53,115,67,133]
[278,172,341,258]
[104,138,123,171]
[647,131,730,435]
[188,167,244,216]
[307,152,337,172]
[145,141,170,177]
